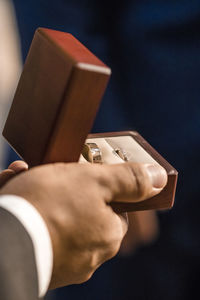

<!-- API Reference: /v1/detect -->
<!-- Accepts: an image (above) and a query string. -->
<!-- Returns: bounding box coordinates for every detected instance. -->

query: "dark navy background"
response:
[9,1,200,299]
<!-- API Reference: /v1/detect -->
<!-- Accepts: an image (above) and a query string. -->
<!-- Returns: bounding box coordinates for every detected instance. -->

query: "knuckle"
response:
[87,166,113,200]
[80,251,99,273]
[83,271,94,282]
[91,165,110,184]
[76,271,94,284]
[103,241,121,260]
[128,163,151,200]
[101,229,122,259]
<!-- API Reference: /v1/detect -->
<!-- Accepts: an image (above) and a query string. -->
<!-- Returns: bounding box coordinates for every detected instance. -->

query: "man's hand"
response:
[0,162,167,289]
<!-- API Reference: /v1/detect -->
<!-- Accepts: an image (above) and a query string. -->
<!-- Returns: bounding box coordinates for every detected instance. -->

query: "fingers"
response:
[117,212,129,236]
[97,162,167,203]
[8,160,28,174]
[0,169,16,188]
[95,211,129,264]
[0,161,28,189]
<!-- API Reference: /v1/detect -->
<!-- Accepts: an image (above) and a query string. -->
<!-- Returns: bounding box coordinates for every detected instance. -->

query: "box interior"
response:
[79,135,160,165]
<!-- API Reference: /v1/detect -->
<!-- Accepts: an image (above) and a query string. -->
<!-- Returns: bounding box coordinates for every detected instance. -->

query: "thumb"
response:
[101,163,167,203]
[0,169,16,188]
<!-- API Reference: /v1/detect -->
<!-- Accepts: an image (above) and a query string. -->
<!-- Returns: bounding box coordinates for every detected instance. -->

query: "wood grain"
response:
[3,28,111,166]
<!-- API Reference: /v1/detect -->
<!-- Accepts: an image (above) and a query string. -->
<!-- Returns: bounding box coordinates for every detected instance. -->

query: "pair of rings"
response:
[82,143,128,164]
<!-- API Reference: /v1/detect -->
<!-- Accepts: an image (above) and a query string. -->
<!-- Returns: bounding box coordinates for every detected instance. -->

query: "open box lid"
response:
[3,28,111,167]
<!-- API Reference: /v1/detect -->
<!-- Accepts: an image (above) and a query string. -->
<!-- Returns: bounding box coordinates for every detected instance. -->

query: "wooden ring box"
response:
[2,28,178,213]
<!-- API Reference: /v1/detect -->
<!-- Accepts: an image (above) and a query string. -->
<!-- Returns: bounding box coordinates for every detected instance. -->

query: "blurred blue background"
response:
[4,0,200,299]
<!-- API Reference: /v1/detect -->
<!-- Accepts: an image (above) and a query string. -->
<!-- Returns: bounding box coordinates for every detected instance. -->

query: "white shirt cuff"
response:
[0,195,53,297]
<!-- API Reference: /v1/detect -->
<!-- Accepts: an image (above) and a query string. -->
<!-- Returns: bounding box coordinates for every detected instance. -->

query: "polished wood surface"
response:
[3,28,110,166]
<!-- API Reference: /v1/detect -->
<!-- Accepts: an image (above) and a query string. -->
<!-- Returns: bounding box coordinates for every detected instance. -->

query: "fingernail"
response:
[146,164,167,189]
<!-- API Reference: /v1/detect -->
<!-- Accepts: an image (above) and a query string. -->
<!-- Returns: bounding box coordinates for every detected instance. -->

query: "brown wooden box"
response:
[3,28,177,213]
[3,28,111,166]
[87,131,177,213]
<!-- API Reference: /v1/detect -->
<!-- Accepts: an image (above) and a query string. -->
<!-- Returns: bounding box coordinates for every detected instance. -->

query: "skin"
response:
[0,161,167,289]
[0,160,28,188]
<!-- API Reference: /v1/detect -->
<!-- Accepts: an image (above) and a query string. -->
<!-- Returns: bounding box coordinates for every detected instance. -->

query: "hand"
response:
[0,162,167,289]
[0,160,28,188]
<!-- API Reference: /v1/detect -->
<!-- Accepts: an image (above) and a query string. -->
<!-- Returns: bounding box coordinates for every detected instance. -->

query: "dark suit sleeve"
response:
[0,207,40,300]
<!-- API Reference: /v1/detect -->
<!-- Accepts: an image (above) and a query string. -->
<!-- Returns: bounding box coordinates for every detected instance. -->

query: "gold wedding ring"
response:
[114,148,128,161]
[82,143,102,164]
